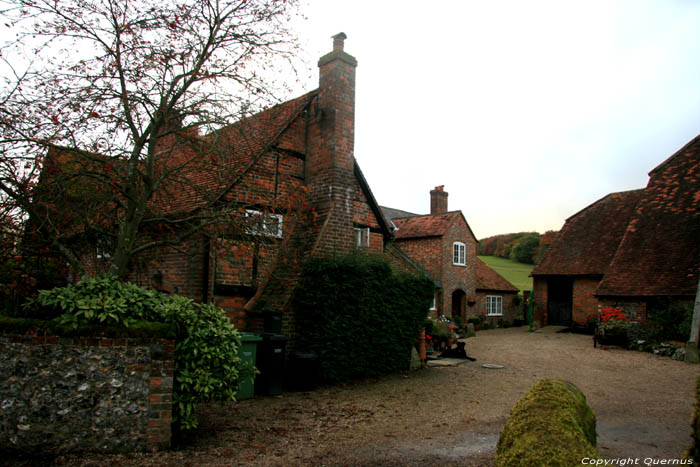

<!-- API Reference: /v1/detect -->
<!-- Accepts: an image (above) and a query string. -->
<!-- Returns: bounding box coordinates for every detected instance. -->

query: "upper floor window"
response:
[355,227,370,247]
[245,209,283,238]
[453,242,466,266]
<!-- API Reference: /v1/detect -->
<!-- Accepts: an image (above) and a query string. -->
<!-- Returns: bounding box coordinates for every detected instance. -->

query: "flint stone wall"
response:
[0,333,174,455]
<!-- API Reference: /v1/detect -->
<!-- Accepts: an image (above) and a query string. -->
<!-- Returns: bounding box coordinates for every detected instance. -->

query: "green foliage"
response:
[0,314,174,338]
[29,275,249,430]
[425,316,456,347]
[26,275,163,327]
[293,255,434,383]
[600,317,630,333]
[647,298,693,342]
[509,234,540,265]
[495,380,600,466]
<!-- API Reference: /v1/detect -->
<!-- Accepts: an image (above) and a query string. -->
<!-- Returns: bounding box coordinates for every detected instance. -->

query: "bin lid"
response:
[240,332,263,342]
[260,332,289,341]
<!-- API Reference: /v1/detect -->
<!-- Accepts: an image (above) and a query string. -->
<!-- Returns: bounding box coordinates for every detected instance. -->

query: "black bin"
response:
[255,333,288,396]
[262,308,283,333]
[287,350,320,392]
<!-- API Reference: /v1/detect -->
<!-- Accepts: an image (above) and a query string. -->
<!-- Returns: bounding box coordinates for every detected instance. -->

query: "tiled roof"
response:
[531,189,644,276]
[380,206,420,222]
[155,91,317,215]
[391,211,476,240]
[596,134,700,297]
[476,258,518,293]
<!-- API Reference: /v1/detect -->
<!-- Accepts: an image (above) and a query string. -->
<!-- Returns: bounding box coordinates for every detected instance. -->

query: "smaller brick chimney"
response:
[430,185,448,214]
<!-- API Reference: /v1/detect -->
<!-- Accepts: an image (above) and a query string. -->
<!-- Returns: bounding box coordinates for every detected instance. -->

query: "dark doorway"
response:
[451,289,466,321]
[547,277,573,326]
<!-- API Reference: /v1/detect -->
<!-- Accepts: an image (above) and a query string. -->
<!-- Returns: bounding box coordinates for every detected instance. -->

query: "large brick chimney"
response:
[306,33,358,254]
[430,185,448,214]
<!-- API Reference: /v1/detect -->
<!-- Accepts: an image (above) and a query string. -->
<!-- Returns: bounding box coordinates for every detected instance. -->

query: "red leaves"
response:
[51,114,60,125]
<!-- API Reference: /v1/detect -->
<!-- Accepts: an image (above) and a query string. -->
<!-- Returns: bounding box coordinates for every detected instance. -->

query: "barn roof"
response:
[596,134,700,297]
[531,189,643,276]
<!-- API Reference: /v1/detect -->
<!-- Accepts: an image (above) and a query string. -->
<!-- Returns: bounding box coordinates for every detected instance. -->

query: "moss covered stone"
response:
[495,379,601,467]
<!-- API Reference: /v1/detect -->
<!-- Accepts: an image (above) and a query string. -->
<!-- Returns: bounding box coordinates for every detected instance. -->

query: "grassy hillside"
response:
[478,256,534,293]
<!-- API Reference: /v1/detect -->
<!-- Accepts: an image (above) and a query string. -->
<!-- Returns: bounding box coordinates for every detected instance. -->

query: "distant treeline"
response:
[478,231,558,265]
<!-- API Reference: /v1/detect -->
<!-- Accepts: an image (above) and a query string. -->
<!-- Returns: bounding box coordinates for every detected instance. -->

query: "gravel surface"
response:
[46,326,700,465]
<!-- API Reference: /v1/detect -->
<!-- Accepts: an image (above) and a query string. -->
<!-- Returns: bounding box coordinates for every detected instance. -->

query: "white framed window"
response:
[486,295,503,316]
[355,227,370,247]
[245,209,283,238]
[453,242,466,266]
[430,296,437,311]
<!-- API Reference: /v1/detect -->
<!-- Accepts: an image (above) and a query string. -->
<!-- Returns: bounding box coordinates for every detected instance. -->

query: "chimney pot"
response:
[332,32,347,51]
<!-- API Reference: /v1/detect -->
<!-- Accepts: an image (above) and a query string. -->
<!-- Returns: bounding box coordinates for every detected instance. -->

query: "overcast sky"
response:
[291,0,700,239]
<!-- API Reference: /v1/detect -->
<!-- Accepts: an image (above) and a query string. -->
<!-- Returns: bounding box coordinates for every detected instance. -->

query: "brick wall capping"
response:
[318,49,358,68]
[0,315,176,340]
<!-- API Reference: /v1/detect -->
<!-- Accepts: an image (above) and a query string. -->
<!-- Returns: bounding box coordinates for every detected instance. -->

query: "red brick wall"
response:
[572,277,604,325]
[128,236,207,301]
[474,291,520,325]
[395,237,442,282]
[395,217,476,319]
[533,276,548,326]
[440,219,476,320]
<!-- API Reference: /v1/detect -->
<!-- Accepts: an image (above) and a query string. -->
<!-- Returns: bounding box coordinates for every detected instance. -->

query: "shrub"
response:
[495,380,600,466]
[293,255,434,383]
[29,275,250,430]
[647,298,693,342]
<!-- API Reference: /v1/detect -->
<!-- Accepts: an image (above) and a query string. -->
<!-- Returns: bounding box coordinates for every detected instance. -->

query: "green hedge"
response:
[293,254,434,383]
[496,379,600,466]
[0,315,175,339]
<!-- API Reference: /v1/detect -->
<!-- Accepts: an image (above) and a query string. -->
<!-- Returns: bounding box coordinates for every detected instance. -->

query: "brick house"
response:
[155,33,397,337]
[43,33,399,340]
[475,257,520,325]
[381,186,479,322]
[531,133,700,326]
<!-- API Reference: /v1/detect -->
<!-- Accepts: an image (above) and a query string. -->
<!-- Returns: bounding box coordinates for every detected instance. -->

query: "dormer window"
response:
[355,227,370,247]
[453,242,466,266]
[245,209,283,238]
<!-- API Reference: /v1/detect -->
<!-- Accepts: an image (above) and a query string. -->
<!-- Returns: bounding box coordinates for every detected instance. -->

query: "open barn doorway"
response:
[547,277,573,326]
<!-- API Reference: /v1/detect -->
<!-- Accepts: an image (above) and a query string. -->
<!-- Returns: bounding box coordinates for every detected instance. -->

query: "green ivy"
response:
[293,255,434,383]
[29,275,251,431]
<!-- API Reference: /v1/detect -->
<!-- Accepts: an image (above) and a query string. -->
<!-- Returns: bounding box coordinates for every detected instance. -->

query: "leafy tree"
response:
[0,0,303,279]
[510,234,540,264]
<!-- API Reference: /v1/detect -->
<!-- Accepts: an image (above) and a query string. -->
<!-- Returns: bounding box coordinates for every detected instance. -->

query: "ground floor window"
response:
[486,295,503,316]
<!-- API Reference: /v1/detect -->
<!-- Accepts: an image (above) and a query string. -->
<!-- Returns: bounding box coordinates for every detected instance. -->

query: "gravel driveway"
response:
[56,326,700,466]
